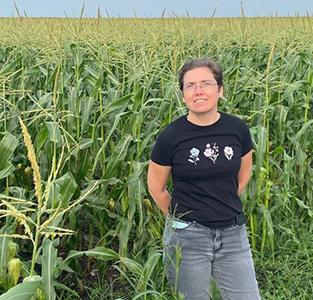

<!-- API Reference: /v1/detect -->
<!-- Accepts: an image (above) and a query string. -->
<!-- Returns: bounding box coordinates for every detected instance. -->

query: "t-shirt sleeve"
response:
[151,129,173,166]
[240,122,253,156]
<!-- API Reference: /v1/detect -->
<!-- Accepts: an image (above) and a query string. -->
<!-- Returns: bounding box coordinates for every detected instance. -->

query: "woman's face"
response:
[182,67,223,116]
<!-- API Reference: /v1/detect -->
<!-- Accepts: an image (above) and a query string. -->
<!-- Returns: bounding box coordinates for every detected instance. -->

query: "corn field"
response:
[0,16,312,299]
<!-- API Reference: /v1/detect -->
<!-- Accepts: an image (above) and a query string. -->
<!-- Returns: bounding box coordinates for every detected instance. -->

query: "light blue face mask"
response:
[172,220,190,229]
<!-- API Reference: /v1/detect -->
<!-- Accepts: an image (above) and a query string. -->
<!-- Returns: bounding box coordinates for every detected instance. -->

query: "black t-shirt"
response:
[151,111,253,227]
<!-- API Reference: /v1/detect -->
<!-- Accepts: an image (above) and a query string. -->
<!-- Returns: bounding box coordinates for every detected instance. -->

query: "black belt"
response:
[177,212,246,228]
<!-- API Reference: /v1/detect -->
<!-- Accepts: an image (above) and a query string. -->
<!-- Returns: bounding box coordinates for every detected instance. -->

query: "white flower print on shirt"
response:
[224,146,234,161]
[204,143,219,164]
[188,147,200,165]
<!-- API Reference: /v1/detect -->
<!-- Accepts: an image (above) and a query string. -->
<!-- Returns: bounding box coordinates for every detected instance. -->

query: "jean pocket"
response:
[163,219,192,246]
[167,215,193,230]
[172,220,192,229]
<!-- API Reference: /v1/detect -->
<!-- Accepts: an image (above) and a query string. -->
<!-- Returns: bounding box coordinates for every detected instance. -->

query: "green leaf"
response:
[92,111,129,175]
[53,282,81,299]
[64,247,119,263]
[254,126,267,176]
[42,238,58,300]
[81,97,94,134]
[294,197,313,218]
[104,94,132,115]
[78,138,93,150]
[142,251,162,284]
[119,257,143,277]
[0,132,18,166]
[54,173,77,208]
[48,173,77,209]
[0,279,41,300]
[0,165,15,181]
[131,290,161,300]
[104,134,133,178]
[34,125,49,153]
[75,150,90,182]
[45,122,62,144]
[0,236,10,275]
[127,161,147,222]
[0,132,18,180]
[66,87,79,130]
[0,57,21,75]
[117,217,133,257]
[0,225,16,275]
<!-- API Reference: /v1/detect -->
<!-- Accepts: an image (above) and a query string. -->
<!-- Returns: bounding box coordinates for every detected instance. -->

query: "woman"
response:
[147,58,261,300]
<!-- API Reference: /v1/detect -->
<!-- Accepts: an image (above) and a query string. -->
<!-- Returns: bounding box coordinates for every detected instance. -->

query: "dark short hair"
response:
[178,58,223,91]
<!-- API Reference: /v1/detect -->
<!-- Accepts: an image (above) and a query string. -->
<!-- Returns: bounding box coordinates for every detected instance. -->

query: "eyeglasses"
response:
[184,81,218,91]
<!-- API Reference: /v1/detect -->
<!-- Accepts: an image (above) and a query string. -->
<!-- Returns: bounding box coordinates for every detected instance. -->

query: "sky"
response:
[0,0,313,18]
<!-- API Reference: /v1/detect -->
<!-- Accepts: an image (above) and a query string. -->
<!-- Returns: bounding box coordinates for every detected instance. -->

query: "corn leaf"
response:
[0,132,18,180]
[46,122,62,145]
[0,280,42,300]
[42,238,58,300]
[64,247,119,263]
[0,235,10,275]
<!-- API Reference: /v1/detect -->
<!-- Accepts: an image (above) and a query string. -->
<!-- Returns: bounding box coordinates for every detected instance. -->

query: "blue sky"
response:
[0,0,313,18]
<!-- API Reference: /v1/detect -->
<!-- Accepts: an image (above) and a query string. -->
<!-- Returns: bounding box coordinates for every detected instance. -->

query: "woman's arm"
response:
[237,150,253,196]
[147,160,172,215]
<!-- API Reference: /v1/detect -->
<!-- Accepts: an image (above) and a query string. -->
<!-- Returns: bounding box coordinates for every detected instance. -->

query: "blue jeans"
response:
[163,214,261,300]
